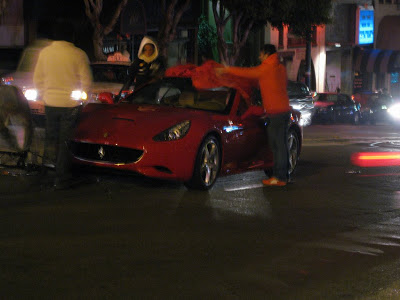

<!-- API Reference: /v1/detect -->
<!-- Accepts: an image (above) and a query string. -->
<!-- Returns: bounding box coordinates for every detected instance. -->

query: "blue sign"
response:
[359,10,374,45]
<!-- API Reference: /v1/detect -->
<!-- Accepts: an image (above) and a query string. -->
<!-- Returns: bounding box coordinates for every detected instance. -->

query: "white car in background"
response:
[89,61,132,103]
[1,39,51,121]
[1,42,132,125]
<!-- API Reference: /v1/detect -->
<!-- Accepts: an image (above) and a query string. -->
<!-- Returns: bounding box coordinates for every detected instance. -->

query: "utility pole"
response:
[305,28,312,89]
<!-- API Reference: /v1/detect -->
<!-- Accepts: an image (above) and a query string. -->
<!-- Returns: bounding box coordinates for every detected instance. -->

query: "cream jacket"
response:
[33,41,92,107]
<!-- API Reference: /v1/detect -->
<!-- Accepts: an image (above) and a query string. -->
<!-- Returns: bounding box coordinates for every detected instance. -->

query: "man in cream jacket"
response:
[34,19,92,189]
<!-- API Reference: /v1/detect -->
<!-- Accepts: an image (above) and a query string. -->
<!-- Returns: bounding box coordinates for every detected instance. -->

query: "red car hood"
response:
[74,103,207,146]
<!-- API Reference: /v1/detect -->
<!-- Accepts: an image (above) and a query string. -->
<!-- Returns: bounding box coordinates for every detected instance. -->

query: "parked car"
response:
[356,92,397,124]
[287,80,315,126]
[1,57,132,125]
[312,92,361,124]
[1,39,51,125]
[69,76,303,190]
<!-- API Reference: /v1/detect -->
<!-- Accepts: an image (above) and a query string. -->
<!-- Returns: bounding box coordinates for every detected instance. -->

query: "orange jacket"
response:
[225,53,290,115]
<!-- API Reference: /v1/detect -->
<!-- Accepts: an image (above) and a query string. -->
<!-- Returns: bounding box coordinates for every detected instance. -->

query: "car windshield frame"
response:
[91,63,130,84]
[367,94,394,106]
[315,93,340,102]
[122,77,235,114]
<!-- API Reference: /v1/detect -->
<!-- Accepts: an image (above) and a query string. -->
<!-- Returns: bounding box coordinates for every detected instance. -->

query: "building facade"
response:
[371,0,400,97]
[4,0,400,99]
[266,25,326,93]
[326,0,400,97]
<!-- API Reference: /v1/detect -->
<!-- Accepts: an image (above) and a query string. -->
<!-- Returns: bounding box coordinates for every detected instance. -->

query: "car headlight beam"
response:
[24,89,38,101]
[153,120,191,141]
[388,103,400,119]
[71,90,88,101]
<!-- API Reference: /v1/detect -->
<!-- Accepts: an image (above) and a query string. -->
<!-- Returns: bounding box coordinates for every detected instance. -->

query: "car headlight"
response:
[388,103,400,119]
[299,110,312,126]
[71,90,88,101]
[153,120,191,141]
[291,104,303,111]
[24,89,38,101]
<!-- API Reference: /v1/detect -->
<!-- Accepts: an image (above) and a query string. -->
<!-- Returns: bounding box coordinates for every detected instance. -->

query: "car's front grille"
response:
[69,141,143,164]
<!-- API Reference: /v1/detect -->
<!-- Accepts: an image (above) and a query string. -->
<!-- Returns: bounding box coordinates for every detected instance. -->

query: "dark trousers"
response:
[267,112,290,181]
[44,106,81,180]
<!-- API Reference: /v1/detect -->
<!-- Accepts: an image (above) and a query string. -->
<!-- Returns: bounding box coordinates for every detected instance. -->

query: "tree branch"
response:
[168,0,190,42]
[238,20,253,49]
[104,0,128,35]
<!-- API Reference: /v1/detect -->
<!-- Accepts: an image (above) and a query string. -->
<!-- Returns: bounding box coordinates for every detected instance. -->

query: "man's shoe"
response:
[262,177,287,186]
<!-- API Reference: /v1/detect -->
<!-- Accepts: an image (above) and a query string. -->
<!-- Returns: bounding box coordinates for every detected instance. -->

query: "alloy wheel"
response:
[199,138,220,186]
[287,130,299,174]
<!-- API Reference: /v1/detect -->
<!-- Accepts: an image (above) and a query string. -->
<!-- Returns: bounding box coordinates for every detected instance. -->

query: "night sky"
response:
[30,0,86,20]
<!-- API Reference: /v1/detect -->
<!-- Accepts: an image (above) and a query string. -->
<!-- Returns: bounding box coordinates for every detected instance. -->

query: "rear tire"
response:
[287,129,300,175]
[184,135,221,190]
[263,129,300,178]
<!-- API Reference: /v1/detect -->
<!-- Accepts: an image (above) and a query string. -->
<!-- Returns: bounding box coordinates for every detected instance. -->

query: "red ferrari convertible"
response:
[69,64,302,190]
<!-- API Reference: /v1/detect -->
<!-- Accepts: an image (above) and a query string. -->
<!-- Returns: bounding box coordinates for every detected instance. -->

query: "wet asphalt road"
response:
[1,124,400,299]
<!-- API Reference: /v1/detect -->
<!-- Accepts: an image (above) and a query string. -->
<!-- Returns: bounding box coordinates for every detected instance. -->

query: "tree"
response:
[84,0,128,61]
[212,0,294,66]
[281,0,332,88]
[197,14,217,61]
[157,0,191,60]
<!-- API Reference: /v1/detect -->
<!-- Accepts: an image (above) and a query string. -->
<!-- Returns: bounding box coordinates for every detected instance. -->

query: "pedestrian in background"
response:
[121,36,165,91]
[33,19,92,189]
[217,44,291,186]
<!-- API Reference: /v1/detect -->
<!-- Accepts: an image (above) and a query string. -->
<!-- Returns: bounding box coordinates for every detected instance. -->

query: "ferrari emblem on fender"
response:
[98,146,105,159]
[103,132,109,138]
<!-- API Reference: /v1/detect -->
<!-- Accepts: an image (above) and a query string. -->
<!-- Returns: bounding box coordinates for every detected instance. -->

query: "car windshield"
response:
[315,93,339,102]
[287,81,311,97]
[368,94,394,106]
[16,39,52,72]
[17,48,40,72]
[91,64,129,83]
[123,78,233,113]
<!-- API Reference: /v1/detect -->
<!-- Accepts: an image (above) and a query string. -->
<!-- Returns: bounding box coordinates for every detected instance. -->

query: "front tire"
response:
[184,135,221,190]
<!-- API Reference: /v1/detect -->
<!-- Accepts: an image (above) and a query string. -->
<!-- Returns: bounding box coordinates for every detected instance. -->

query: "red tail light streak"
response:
[351,152,400,167]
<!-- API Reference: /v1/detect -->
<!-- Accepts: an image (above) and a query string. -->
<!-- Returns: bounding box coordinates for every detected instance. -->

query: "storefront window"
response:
[391,72,400,98]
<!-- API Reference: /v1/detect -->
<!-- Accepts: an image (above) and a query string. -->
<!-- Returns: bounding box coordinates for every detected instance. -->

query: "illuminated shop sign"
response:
[357,7,374,45]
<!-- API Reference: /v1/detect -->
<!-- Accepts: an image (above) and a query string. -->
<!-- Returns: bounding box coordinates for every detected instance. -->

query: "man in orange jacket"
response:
[217,44,290,186]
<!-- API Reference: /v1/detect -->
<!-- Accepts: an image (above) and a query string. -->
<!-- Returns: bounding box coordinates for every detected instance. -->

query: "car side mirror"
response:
[97,92,114,104]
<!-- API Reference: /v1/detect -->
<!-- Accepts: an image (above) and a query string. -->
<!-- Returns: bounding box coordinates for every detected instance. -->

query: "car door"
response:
[330,94,347,122]
[339,94,357,122]
[222,94,267,171]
